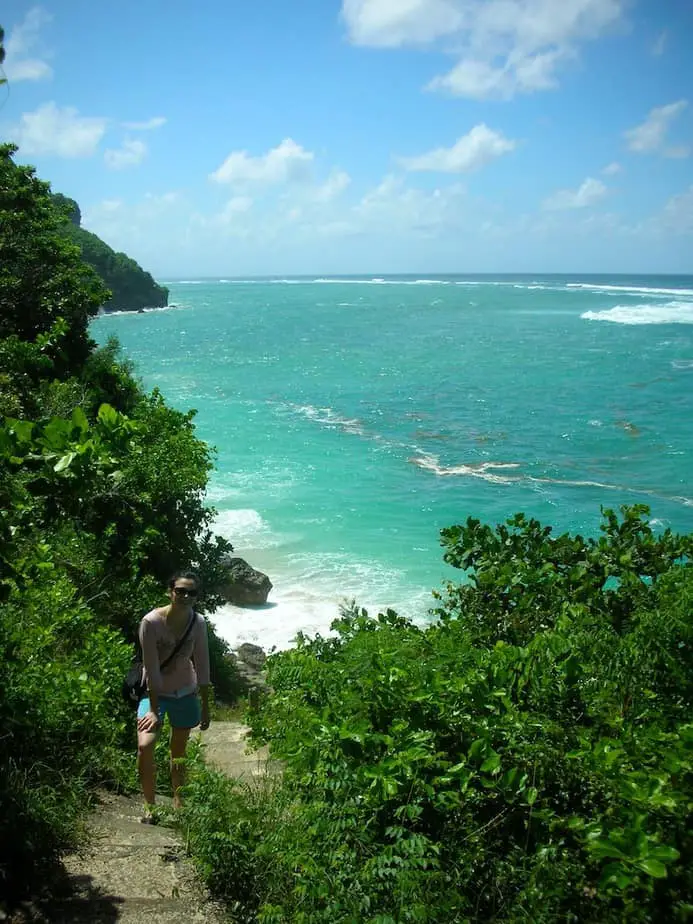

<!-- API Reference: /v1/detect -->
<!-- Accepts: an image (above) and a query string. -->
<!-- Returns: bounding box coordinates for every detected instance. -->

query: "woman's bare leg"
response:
[170,726,192,809]
[137,729,158,805]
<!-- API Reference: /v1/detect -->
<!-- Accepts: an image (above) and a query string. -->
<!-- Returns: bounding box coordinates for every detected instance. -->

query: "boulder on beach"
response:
[220,556,273,606]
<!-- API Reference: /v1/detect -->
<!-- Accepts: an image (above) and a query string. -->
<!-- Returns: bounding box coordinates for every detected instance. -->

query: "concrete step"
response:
[62,844,190,902]
[8,723,270,922]
[38,897,223,923]
[195,722,276,780]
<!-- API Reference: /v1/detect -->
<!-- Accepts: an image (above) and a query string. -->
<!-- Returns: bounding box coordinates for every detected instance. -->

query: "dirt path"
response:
[8,722,272,923]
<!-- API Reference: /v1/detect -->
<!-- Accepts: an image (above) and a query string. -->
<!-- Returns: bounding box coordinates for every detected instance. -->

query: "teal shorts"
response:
[138,694,201,729]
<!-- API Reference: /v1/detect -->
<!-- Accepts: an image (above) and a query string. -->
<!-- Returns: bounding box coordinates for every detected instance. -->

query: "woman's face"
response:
[169,577,198,608]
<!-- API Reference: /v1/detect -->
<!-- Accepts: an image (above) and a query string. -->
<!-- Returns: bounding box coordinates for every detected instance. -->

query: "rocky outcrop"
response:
[52,193,169,313]
[237,643,266,671]
[227,643,269,701]
[220,556,272,606]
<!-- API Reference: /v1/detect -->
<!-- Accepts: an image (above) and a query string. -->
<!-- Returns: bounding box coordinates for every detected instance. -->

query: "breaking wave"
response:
[582,302,693,325]
[569,283,693,298]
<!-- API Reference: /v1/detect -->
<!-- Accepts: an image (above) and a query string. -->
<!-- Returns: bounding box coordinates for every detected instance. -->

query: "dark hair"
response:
[168,570,201,591]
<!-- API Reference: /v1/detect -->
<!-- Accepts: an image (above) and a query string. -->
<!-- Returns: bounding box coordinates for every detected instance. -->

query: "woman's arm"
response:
[192,615,211,729]
[139,617,161,716]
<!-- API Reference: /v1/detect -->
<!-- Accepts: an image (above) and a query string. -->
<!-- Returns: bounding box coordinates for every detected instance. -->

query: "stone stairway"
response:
[8,721,272,923]
[11,792,226,924]
[197,720,274,780]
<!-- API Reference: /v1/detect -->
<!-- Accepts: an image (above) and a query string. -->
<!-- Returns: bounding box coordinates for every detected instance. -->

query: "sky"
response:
[1,0,692,277]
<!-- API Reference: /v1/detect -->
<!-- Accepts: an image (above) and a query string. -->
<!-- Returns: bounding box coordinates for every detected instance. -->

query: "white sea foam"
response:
[212,508,285,551]
[209,552,435,651]
[672,359,693,370]
[95,304,186,318]
[410,453,521,483]
[409,455,693,509]
[205,482,244,503]
[582,302,693,325]
[568,283,693,298]
[281,403,367,436]
[312,277,452,286]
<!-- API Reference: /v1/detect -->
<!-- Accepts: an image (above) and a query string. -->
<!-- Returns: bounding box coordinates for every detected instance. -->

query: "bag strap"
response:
[159,612,196,672]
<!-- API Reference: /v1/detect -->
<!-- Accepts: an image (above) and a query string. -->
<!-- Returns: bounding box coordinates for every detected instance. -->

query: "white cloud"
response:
[342,0,625,99]
[210,138,315,186]
[429,48,569,98]
[104,138,148,170]
[82,192,182,244]
[313,169,352,202]
[602,161,622,176]
[219,196,254,223]
[543,176,608,210]
[624,100,689,157]
[659,185,693,234]
[3,7,52,82]
[651,30,667,57]
[10,102,107,158]
[342,0,464,46]
[401,124,516,173]
[146,191,179,205]
[354,174,467,234]
[122,116,167,131]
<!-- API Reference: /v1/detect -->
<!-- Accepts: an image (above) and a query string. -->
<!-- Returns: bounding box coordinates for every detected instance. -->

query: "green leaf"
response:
[526,787,538,806]
[71,407,89,433]
[589,839,628,860]
[637,859,668,879]
[599,862,633,890]
[54,451,76,473]
[97,403,119,427]
[649,845,680,862]
[480,751,501,774]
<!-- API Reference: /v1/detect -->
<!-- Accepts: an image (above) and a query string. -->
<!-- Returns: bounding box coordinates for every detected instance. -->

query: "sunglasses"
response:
[173,586,198,598]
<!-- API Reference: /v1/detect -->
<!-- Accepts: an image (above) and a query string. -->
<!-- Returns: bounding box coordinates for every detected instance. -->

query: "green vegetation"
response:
[180,507,693,923]
[51,192,169,312]
[0,142,239,903]
[2,29,692,918]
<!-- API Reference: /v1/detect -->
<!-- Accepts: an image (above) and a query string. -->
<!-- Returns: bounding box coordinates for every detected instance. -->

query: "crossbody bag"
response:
[121,612,196,707]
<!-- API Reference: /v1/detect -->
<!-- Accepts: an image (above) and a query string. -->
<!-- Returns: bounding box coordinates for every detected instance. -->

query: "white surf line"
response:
[410,454,693,508]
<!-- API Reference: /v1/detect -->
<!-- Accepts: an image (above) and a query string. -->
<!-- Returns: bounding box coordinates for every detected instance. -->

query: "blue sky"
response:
[1,0,692,276]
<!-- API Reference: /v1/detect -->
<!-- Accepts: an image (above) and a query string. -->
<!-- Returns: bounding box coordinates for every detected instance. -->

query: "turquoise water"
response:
[92,275,693,649]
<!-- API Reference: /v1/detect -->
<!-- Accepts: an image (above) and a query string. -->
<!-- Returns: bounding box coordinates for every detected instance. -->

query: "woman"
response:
[137,570,211,822]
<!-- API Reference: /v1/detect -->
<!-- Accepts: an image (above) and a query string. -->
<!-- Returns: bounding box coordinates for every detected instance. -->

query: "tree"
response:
[0,145,108,370]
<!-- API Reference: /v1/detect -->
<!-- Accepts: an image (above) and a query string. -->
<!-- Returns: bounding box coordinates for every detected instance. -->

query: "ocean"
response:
[91,274,693,651]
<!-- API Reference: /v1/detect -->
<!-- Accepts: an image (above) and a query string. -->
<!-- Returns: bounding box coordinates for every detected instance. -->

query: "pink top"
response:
[139,608,210,697]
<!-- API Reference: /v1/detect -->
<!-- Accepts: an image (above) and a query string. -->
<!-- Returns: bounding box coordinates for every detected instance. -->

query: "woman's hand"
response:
[137,710,160,733]
[199,704,210,732]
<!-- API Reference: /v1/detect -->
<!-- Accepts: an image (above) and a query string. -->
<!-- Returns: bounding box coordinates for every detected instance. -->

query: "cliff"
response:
[52,193,169,313]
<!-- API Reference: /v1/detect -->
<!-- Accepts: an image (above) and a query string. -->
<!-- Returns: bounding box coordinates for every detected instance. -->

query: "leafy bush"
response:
[0,567,132,898]
[0,144,107,369]
[0,139,236,904]
[180,507,693,923]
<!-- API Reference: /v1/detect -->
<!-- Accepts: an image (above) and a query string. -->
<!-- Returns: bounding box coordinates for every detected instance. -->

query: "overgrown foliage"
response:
[181,507,693,923]
[0,143,237,902]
